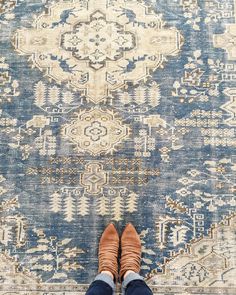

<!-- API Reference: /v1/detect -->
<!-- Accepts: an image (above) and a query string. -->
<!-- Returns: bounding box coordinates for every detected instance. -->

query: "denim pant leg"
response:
[86,273,116,295]
[121,273,153,295]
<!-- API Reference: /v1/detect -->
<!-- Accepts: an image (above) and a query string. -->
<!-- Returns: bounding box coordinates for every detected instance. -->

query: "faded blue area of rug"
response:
[0,0,235,292]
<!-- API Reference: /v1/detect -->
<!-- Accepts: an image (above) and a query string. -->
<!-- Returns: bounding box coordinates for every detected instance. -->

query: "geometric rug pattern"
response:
[0,0,236,294]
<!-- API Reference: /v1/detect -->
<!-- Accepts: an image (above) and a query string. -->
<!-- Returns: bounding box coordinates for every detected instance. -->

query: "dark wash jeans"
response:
[85,273,153,295]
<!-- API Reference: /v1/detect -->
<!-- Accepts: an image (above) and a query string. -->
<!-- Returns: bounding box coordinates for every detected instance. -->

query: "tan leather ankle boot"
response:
[98,223,119,281]
[120,223,141,281]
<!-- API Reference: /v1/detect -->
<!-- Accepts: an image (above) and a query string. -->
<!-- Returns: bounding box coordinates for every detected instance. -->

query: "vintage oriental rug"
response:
[0,0,236,294]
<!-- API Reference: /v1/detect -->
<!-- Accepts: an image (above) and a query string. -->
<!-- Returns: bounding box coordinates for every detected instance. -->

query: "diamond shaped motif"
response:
[62,108,130,155]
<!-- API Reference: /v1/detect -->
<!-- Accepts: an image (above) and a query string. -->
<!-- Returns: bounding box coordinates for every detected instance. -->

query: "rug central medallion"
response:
[61,10,136,70]
[13,0,183,103]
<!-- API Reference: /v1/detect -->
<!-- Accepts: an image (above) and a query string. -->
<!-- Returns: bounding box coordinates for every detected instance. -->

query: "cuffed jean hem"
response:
[121,272,144,295]
[94,273,115,295]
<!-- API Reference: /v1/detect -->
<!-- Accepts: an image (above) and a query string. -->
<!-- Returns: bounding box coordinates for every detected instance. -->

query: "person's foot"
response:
[98,223,119,281]
[120,223,142,281]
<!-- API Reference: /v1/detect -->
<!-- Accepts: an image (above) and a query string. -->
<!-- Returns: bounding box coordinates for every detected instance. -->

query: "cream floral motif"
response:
[0,196,27,248]
[61,108,130,155]
[213,24,236,60]
[0,57,19,103]
[148,213,236,287]
[0,0,22,27]
[13,0,183,103]
[61,10,136,70]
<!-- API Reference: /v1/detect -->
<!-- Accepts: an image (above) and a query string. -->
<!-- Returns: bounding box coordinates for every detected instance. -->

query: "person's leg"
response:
[86,223,119,295]
[86,272,115,295]
[121,272,153,295]
[119,224,153,295]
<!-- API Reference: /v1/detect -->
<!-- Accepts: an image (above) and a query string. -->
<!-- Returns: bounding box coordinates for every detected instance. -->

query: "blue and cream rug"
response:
[0,0,236,294]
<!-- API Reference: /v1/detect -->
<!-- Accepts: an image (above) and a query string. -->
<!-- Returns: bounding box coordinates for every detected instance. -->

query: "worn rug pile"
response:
[0,0,236,294]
